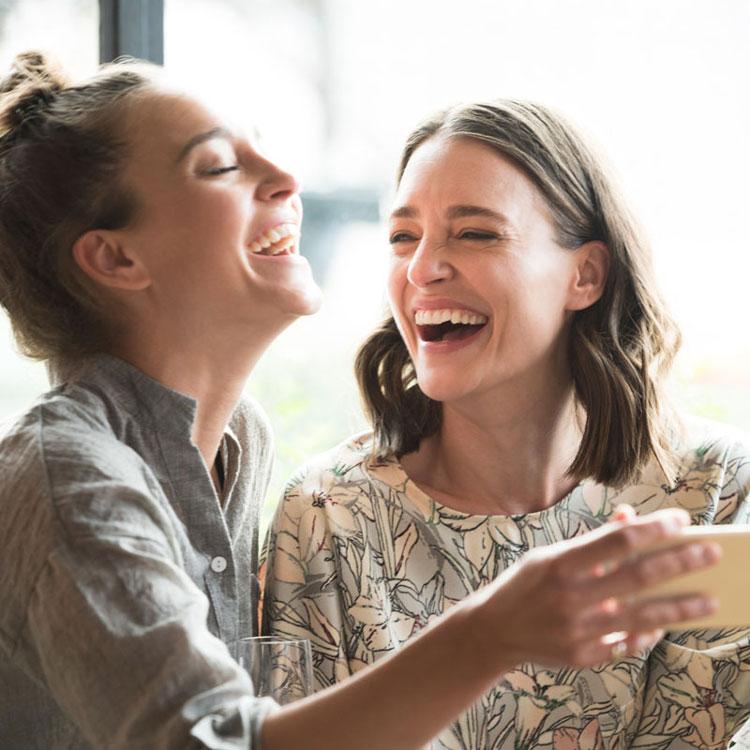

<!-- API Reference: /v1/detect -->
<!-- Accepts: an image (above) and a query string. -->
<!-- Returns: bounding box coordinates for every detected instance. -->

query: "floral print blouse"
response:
[262,418,750,749]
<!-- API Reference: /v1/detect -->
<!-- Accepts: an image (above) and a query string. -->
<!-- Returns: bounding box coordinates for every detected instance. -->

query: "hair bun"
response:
[0,51,69,133]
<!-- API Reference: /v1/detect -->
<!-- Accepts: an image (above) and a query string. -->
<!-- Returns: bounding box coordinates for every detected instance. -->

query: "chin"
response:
[413,353,498,403]
[278,281,323,318]
[414,373,470,404]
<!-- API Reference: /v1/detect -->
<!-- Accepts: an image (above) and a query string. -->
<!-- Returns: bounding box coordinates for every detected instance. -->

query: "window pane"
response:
[0,0,99,419]
[0,0,98,79]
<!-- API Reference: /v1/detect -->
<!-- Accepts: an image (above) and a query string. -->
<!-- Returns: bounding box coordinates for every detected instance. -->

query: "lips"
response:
[414,307,488,342]
[248,223,299,256]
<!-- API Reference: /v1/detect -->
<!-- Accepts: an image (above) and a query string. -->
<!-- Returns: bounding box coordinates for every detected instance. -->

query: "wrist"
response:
[447,591,516,686]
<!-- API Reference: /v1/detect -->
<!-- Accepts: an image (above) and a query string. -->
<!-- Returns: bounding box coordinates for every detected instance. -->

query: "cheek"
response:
[194,193,247,235]
[386,259,407,312]
[510,279,572,348]
[386,262,416,347]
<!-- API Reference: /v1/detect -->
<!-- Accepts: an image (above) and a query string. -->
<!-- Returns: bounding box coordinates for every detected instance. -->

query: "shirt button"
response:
[210,556,227,573]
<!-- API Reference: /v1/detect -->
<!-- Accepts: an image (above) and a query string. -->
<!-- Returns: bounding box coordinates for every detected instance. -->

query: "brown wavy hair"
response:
[0,51,157,370]
[355,100,681,487]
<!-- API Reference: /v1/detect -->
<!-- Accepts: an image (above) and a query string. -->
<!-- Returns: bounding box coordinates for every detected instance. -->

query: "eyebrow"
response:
[176,127,234,163]
[390,204,512,224]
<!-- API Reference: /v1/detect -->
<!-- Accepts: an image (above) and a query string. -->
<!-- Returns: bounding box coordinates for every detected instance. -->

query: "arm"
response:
[12,483,274,750]
[262,507,720,750]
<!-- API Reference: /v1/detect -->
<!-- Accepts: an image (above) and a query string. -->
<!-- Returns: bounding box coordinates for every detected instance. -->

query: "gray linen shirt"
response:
[0,355,278,749]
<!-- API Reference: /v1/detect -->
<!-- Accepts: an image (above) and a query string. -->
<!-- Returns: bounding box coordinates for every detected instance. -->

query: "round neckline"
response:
[363,446,588,524]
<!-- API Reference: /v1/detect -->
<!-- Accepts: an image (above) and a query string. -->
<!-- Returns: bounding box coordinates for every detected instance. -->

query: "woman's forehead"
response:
[394,137,543,216]
[117,89,228,167]
[124,87,261,158]
[129,88,217,133]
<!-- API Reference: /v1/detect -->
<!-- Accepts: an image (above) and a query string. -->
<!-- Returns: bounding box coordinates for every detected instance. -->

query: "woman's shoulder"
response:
[282,431,378,498]
[663,415,750,518]
[267,432,382,532]
[0,386,174,575]
[674,414,750,469]
[0,381,174,530]
[1,384,130,468]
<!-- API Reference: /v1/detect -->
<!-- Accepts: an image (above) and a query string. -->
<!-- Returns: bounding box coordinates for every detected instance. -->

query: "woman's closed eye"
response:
[389,231,419,245]
[457,230,500,241]
[202,164,239,177]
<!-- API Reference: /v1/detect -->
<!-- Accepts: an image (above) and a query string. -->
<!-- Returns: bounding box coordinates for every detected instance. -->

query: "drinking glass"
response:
[233,636,313,705]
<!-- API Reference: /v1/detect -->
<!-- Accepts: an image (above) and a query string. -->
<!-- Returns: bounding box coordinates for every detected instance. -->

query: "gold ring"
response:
[610,641,627,660]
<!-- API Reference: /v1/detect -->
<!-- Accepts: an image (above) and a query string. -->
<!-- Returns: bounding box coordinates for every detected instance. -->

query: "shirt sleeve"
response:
[21,484,278,750]
[261,470,354,691]
[633,437,750,749]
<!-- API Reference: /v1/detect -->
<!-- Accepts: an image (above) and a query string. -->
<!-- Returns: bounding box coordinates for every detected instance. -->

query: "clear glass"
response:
[233,636,313,705]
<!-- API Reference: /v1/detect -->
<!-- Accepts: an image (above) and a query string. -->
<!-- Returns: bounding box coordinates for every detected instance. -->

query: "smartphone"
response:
[633,525,750,630]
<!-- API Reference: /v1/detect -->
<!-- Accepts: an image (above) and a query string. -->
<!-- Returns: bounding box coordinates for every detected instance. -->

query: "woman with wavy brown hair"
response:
[263,100,750,749]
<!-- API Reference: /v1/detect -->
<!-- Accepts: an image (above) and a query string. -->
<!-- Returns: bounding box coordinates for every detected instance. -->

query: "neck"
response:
[402,374,583,515]
[110,315,292,471]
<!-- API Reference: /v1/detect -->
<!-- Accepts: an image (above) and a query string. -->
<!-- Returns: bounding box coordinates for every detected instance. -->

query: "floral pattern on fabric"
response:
[262,419,750,749]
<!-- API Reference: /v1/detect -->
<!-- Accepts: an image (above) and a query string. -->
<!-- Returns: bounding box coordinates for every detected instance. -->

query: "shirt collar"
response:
[70,354,199,442]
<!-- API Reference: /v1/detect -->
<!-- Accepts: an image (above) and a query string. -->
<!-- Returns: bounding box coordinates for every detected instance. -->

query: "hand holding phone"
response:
[633,525,750,629]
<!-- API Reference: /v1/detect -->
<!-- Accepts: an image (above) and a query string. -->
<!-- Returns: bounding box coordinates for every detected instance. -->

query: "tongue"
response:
[418,322,485,342]
[443,323,484,341]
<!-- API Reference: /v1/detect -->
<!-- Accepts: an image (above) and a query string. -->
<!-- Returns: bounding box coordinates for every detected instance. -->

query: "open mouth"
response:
[415,308,488,343]
[248,223,299,256]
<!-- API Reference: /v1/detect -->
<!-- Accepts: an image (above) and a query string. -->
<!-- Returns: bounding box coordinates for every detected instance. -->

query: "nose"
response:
[406,239,453,287]
[253,152,301,202]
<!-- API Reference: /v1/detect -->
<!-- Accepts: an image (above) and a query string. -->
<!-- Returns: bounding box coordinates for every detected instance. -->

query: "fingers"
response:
[488,508,719,671]
[581,539,721,603]
[553,583,717,667]
[572,629,664,666]
[555,508,691,578]
[573,589,718,643]
[574,590,718,667]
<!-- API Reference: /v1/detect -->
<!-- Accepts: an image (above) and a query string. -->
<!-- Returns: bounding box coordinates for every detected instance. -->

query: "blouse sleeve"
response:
[261,469,354,691]
[634,436,750,749]
[6,481,277,750]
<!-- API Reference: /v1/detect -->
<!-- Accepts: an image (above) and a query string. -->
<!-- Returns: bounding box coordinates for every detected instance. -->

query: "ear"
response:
[566,240,610,311]
[72,230,151,291]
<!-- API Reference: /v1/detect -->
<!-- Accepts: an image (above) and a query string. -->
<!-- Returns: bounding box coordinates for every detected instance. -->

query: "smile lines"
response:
[249,223,300,256]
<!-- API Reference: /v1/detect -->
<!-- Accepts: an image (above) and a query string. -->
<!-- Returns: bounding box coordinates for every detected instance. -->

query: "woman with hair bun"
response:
[263,101,750,749]
[0,52,733,749]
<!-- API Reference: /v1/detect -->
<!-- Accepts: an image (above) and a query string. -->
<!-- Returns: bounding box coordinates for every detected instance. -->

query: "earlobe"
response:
[72,231,151,291]
[567,241,610,311]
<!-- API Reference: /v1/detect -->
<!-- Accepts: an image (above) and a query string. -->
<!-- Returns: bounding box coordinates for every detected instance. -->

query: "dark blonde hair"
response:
[355,100,681,487]
[0,51,157,367]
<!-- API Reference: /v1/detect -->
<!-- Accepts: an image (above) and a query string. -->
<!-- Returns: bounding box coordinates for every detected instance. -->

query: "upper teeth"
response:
[415,309,488,325]
[249,223,299,255]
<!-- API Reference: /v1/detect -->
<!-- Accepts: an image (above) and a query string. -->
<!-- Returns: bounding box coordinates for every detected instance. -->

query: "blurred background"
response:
[1,0,749,528]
